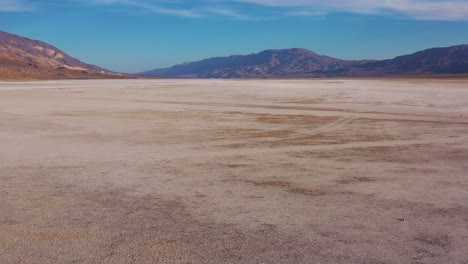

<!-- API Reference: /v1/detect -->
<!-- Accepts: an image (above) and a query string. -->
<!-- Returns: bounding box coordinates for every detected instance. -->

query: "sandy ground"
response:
[1,79,468,264]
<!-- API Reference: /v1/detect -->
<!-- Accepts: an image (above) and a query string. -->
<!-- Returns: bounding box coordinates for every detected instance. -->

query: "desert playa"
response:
[1,79,468,263]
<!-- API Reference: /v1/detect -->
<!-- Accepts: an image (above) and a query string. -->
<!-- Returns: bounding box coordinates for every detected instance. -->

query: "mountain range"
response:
[0,30,467,80]
[0,30,124,80]
[144,45,468,78]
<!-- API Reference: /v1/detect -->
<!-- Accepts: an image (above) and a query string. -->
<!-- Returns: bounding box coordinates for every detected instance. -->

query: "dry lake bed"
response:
[1,79,468,263]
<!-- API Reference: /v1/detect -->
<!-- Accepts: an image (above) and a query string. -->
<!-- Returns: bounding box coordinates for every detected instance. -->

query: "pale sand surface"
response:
[1,79,468,263]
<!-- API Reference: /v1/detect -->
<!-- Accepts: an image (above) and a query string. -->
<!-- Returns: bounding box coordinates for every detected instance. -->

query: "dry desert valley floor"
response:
[1,79,468,263]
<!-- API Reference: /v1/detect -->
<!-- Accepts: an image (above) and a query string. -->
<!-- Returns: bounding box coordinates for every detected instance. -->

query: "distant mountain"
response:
[144,48,358,78]
[0,30,125,80]
[343,45,468,76]
[143,45,468,78]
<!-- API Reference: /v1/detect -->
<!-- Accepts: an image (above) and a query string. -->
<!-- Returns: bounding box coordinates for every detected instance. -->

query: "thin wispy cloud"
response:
[284,11,328,17]
[233,0,468,20]
[78,0,200,17]
[0,0,33,11]
[203,7,251,20]
[2,0,468,20]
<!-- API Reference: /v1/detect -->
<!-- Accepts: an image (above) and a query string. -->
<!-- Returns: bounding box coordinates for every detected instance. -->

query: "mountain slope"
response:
[345,45,468,76]
[145,48,358,78]
[144,45,468,78]
[0,31,124,80]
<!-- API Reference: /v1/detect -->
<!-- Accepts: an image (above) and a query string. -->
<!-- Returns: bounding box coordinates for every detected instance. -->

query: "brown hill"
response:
[341,45,468,76]
[144,46,468,78]
[144,48,357,78]
[0,30,125,80]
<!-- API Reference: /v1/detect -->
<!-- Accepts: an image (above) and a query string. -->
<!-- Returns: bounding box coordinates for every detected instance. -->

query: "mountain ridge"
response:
[143,45,468,78]
[1,30,467,80]
[0,30,126,80]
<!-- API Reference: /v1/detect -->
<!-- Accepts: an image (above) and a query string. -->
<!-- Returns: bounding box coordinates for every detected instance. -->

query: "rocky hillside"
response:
[342,45,468,76]
[144,45,468,78]
[144,48,357,78]
[0,30,125,80]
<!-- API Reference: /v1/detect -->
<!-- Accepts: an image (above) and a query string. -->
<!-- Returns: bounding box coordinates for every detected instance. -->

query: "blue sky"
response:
[1,0,468,73]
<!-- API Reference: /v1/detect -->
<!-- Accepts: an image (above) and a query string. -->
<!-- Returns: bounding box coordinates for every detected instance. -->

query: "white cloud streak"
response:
[0,0,33,11]
[232,0,468,20]
[284,10,328,17]
[203,7,251,20]
[3,0,468,20]
[80,0,200,17]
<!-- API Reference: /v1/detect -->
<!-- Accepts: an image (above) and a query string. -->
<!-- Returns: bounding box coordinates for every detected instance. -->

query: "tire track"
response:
[305,116,356,135]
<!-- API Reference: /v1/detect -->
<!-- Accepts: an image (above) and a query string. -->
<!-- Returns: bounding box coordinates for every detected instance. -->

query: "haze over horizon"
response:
[2,0,468,73]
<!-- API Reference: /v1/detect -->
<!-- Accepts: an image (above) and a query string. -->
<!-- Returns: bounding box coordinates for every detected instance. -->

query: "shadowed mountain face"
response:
[0,31,124,80]
[144,45,468,78]
[2,29,466,80]
[145,48,357,78]
[346,45,468,76]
